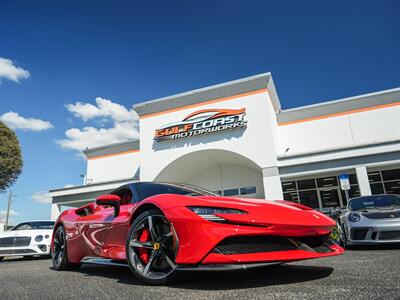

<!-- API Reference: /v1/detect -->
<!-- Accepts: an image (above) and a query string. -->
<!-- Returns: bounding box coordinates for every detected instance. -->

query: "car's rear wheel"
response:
[0,256,4,262]
[52,225,80,270]
[126,209,179,285]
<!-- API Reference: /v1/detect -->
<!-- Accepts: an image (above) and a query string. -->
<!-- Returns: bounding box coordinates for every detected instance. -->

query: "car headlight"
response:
[35,235,43,242]
[347,212,361,223]
[188,206,246,222]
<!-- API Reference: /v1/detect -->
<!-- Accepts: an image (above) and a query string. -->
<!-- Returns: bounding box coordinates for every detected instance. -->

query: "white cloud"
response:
[0,111,54,131]
[58,97,139,152]
[0,209,19,218]
[0,57,30,83]
[31,191,51,204]
[66,97,137,122]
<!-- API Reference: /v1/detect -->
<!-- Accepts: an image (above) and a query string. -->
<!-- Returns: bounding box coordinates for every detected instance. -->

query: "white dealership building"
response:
[50,73,400,219]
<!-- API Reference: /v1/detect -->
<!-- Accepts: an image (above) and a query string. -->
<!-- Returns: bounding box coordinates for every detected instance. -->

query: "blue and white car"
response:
[0,220,55,261]
[337,194,400,247]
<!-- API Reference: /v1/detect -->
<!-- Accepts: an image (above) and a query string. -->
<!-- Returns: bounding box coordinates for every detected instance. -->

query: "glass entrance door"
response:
[319,187,343,208]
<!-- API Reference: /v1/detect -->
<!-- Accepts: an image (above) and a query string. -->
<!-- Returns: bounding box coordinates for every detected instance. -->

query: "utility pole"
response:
[5,191,17,229]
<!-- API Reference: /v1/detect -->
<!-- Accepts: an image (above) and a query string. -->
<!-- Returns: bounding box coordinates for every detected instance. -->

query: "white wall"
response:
[278,105,400,157]
[86,151,140,183]
[139,90,280,181]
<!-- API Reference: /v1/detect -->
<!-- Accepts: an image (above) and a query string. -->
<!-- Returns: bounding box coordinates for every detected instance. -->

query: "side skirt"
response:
[80,257,129,267]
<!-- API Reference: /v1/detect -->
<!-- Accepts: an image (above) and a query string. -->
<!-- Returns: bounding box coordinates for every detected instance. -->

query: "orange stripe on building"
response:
[278,101,400,126]
[87,149,139,160]
[140,88,268,119]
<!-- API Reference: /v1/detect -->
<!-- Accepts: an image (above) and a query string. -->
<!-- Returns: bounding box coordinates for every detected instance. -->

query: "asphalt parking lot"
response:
[1,245,400,300]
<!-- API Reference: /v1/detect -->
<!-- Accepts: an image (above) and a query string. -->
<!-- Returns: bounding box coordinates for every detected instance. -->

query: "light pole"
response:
[5,191,17,229]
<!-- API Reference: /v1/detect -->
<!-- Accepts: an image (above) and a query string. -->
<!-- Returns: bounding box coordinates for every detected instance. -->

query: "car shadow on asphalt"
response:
[68,263,334,290]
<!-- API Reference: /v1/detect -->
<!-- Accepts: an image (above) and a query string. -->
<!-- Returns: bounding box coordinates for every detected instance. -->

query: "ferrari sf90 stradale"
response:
[52,182,343,284]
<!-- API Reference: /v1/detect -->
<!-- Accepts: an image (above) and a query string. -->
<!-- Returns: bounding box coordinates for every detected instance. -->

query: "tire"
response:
[52,225,81,270]
[126,209,179,285]
[0,257,3,262]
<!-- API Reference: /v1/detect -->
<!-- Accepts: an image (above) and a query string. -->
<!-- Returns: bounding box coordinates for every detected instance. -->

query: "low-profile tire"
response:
[0,256,4,262]
[126,209,180,285]
[52,225,81,271]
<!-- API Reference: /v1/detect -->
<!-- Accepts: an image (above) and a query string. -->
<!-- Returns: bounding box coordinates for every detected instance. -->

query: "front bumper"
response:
[0,244,51,257]
[345,220,400,245]
[165,206,343,265]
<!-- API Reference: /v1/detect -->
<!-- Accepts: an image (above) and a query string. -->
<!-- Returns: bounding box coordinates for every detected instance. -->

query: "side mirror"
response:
[96,194,121,217]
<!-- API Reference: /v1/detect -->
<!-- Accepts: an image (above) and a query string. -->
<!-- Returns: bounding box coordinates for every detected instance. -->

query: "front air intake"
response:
[212,235,334,255]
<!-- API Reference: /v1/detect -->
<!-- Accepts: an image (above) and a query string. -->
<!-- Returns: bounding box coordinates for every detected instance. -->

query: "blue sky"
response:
[0,0,399,224]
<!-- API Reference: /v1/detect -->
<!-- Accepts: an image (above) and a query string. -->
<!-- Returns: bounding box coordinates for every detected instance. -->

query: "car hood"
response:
[0,229,53,238]
[179,195,335,227]
[357,207,400,220]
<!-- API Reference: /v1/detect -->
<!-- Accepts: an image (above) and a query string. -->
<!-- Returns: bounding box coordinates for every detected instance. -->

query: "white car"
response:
[0,220,55,261]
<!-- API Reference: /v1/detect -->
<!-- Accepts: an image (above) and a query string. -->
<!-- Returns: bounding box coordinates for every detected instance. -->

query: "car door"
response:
[75,200,117,257]
[102,185,137,260]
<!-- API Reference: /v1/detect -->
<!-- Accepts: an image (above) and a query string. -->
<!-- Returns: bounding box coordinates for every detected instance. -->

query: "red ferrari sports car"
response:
[51,182,343,284]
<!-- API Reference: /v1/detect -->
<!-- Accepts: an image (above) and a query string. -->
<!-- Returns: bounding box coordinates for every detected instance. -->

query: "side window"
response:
[111,186,134,205]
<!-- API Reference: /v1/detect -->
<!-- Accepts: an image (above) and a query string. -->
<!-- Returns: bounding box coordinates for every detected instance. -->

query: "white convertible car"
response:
[0,220,55,261]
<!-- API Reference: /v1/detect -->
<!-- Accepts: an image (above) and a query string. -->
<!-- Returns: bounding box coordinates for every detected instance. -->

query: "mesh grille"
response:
[379,231,400,240]
[0,236,31,247]
[212,236,297,255]
[0,237,14,247]
[351,229,368,240]
[212,235,334,255]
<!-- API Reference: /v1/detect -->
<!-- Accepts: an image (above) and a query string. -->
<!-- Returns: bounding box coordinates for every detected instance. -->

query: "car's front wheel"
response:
[126,209,179,285]
[52,225,81,270]
[0,256,4,262]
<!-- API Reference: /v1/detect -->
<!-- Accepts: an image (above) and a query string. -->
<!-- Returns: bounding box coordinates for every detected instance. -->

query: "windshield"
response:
[348,195,400,211]
[11,221,55,231]
[136,182,217,200]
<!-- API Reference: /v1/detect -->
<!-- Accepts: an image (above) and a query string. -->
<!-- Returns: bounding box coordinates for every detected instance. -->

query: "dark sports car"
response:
[52,182,343,284]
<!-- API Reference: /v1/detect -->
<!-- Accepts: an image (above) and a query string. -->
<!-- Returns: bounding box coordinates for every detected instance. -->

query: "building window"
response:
[368,168,400,195]
[298,190,319,209]
[223,188,239,197]
[240,186,257,195]
[281,173,360,209]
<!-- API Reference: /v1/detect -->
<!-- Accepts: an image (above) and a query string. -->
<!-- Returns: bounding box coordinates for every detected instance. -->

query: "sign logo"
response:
[154,108,247,142]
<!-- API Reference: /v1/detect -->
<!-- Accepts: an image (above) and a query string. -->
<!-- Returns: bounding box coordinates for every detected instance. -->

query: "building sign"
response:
[154,108,247,142]
[339,174,350,191]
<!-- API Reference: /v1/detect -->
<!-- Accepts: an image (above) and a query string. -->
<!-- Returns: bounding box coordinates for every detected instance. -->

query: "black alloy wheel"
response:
[126,209,179,285]
[52,225,80,270]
